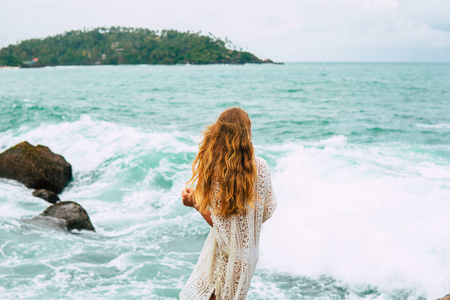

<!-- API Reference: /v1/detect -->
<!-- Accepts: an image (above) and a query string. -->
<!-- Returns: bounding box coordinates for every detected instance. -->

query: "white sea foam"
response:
[0,179,49,218]
[416,123,450,129]
[0,115,196,231]
[3,116,450,298]
[313,134,348,148]
[259,137,450,298]
[0,114,197,173]
[248,275,288,299]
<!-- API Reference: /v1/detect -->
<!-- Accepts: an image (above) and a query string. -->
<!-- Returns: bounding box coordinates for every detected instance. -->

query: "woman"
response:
[179,107,277,300]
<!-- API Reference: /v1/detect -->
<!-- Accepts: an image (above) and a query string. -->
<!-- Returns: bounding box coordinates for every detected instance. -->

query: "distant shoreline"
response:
[3,62,450,70]
[0,27,279,67]
[0,63,284,69]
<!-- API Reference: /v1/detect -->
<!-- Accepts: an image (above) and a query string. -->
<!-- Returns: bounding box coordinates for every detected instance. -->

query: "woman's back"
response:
[180,107,276,300]
[180,156,276,300]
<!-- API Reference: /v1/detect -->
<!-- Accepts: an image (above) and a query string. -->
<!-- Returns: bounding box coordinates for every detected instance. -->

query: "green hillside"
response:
[0,27,274,67]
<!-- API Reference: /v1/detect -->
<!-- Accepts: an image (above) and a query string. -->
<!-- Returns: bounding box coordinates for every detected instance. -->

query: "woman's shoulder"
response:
[256,156,269,172]
[256,155,268,164]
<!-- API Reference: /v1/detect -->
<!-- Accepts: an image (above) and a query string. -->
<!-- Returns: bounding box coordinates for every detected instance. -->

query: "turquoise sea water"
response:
[1,63,450,299]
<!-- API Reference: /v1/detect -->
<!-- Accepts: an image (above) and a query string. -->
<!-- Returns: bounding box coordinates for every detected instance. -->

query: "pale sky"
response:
[1,0,450,62]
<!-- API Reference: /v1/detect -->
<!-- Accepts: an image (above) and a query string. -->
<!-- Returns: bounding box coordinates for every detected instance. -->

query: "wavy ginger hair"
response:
[187,107,257,217]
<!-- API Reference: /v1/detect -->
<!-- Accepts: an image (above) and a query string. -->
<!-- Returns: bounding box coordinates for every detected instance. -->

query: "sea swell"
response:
[1,117,450,298]
[1,63,450,299]
[260,136,450,299]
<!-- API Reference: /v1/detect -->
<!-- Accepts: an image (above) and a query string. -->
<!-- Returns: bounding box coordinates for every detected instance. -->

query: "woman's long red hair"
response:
[187,107,257,217]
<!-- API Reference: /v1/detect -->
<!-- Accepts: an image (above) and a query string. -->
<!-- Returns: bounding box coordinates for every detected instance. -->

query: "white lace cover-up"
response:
[180,157,277,300]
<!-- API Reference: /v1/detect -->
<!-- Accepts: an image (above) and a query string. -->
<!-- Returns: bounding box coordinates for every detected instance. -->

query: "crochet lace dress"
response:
[180,157,277,300]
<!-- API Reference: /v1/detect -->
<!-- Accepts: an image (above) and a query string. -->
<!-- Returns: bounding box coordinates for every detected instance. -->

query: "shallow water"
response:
[1,63,450,299]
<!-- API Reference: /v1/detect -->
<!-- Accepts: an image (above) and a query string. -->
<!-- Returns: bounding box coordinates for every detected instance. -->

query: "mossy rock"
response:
[0,141,72,193]
[40,201,95,232]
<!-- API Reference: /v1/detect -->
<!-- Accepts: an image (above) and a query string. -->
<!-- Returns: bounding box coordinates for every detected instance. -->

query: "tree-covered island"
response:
[0,27,276,67]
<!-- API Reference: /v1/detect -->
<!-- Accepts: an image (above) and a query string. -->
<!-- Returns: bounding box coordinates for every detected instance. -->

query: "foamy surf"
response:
[260,137,450,299]
[1,63,450,299]
[416,123,450,129]
[2,122,450,299]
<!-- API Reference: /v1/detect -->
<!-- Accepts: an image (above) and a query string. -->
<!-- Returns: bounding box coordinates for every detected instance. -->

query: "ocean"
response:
[0,63,450,299]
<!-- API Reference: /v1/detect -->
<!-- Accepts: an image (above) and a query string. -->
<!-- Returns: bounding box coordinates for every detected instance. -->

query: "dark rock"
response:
[32,189,60,204]
[0,141,72,194]
[40,201,95,232]
[438,295,450,300]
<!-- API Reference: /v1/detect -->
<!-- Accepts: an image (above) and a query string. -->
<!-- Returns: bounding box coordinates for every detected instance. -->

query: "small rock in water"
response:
[32,189,60,204]
[0,141,72,194]
[40,201,95,232]
[438,295,450,300]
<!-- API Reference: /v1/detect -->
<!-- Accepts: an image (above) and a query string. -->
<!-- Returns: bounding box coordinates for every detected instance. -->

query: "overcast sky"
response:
[1,0,449,62]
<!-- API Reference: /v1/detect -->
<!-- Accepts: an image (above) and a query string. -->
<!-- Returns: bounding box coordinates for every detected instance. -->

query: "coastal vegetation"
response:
[0,27,274,67]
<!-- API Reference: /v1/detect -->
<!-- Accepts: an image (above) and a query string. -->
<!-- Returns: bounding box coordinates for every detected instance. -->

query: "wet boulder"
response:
[0,141,72,194]
[40,201,95,232]
[32,189,60,204]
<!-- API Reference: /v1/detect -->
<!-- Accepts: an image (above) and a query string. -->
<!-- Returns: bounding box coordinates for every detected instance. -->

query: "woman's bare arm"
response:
[194,204,213,227]
[181,188,213,227]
